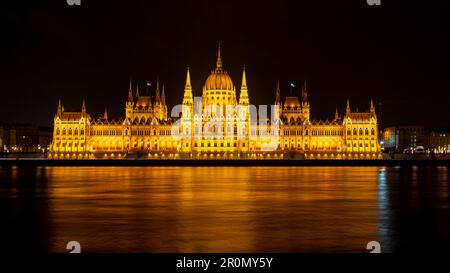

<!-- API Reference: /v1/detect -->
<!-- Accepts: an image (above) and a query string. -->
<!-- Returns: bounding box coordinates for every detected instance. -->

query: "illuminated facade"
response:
[49,46,381,159]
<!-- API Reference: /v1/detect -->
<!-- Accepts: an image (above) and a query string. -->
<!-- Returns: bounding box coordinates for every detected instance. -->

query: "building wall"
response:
[49,49,380,159]
[0,124,51,152]
[429,132,450,154]
[382,126,428,153]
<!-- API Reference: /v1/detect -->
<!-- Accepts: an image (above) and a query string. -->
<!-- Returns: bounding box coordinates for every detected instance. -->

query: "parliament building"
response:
[49,46,381,159]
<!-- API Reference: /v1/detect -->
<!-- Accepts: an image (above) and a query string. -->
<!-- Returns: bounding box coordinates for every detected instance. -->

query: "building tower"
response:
[238,67,250,150]
[181,66,194,152]
[301,80,310,122]
[274,80,282,120]
[154,78,162,119]
[126,79,134,119]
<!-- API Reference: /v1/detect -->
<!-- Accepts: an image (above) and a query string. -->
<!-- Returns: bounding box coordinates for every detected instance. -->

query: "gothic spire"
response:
[239,67,249,105]
[185,66,192,90]
[57,99,62,115]
[155,78,161,103]
[82,99,86,113]
[216,43,223,70]
[241,66,247,88]
[346,99,351,114]
[302,80,308,102]
[183,66,193,106]
[104,108,108,120]
[135,82,140,97]
[275,80,281,104]
[128,79,133,101]
[161,84,166,105]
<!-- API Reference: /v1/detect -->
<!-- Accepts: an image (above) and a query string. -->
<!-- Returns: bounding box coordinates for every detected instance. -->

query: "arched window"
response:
[305,130,308,136]
[353,128,357,135]
[371,128,375,135]
[347,129,351,135]
[359,128,363,135]
[74,129,78,135]
[56,128,60,135]
[80,129,84,135]
[365,128,369,135]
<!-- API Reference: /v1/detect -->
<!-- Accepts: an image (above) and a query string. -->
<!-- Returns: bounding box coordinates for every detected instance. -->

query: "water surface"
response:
[0,166,449,253]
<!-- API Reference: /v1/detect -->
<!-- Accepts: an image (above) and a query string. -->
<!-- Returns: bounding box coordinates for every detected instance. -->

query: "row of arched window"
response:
[282,129,344,136]
[347,128,375,136]
[91,130,123,136]
[56,128,84,135]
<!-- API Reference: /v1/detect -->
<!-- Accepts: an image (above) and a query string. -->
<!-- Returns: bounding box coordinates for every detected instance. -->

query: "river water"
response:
[0,166,449,253]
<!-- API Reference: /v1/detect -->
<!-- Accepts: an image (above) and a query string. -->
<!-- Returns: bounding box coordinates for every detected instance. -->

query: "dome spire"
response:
[216,42,223,69]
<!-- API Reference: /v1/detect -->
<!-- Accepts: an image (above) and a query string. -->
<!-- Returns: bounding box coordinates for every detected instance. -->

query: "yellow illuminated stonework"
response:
[49,46,381,159]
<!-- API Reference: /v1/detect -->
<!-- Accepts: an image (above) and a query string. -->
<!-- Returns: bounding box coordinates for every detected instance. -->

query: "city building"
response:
[0,123,52,153]
[49,46,381,159]
[429,127,450,155]
[382,126,429,153]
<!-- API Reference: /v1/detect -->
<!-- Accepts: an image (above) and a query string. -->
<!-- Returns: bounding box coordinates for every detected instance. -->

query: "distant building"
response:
[382,126,428,153]
[0,123,52,153]
[0,124,11,151]
[429,128,450,154]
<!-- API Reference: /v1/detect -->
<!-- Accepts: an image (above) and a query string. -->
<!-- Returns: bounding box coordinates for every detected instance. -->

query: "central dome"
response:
[204,45,234,91]
[202,45,237,107]
[205,70,234,91]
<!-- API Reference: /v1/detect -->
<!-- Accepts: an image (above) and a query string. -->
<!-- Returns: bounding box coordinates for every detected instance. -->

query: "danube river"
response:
[0,166,449,253]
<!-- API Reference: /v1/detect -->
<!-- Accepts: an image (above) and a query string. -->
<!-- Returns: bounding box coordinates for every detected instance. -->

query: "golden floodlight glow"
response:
[49,46,381,160]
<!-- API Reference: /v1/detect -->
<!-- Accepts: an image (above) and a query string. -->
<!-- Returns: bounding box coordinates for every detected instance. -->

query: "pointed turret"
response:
[370,98,375,113]
[82,99,86,113]
[301,80,308,102]
[335,108,339,120]
[155,78,161,103]
[300,80,310,122]
[275,81,281,104]
[239,67,249,106]
[346,99,351,114]
[57,99,62,116]
[216,43,223,70]
[135,82,140,97]
[103,108,108,120]
[128,79,133,101]
[241,66,247,88]
[182,66,193,106]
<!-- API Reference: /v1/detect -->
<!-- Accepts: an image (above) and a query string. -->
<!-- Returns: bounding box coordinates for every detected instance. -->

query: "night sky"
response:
[1,0,449,129]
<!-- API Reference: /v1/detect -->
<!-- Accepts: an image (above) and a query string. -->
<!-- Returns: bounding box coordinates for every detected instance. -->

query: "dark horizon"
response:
[1,0,449,129]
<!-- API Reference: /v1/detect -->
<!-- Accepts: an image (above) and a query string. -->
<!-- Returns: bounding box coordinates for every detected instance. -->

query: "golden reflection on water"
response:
[43,167,380,252]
